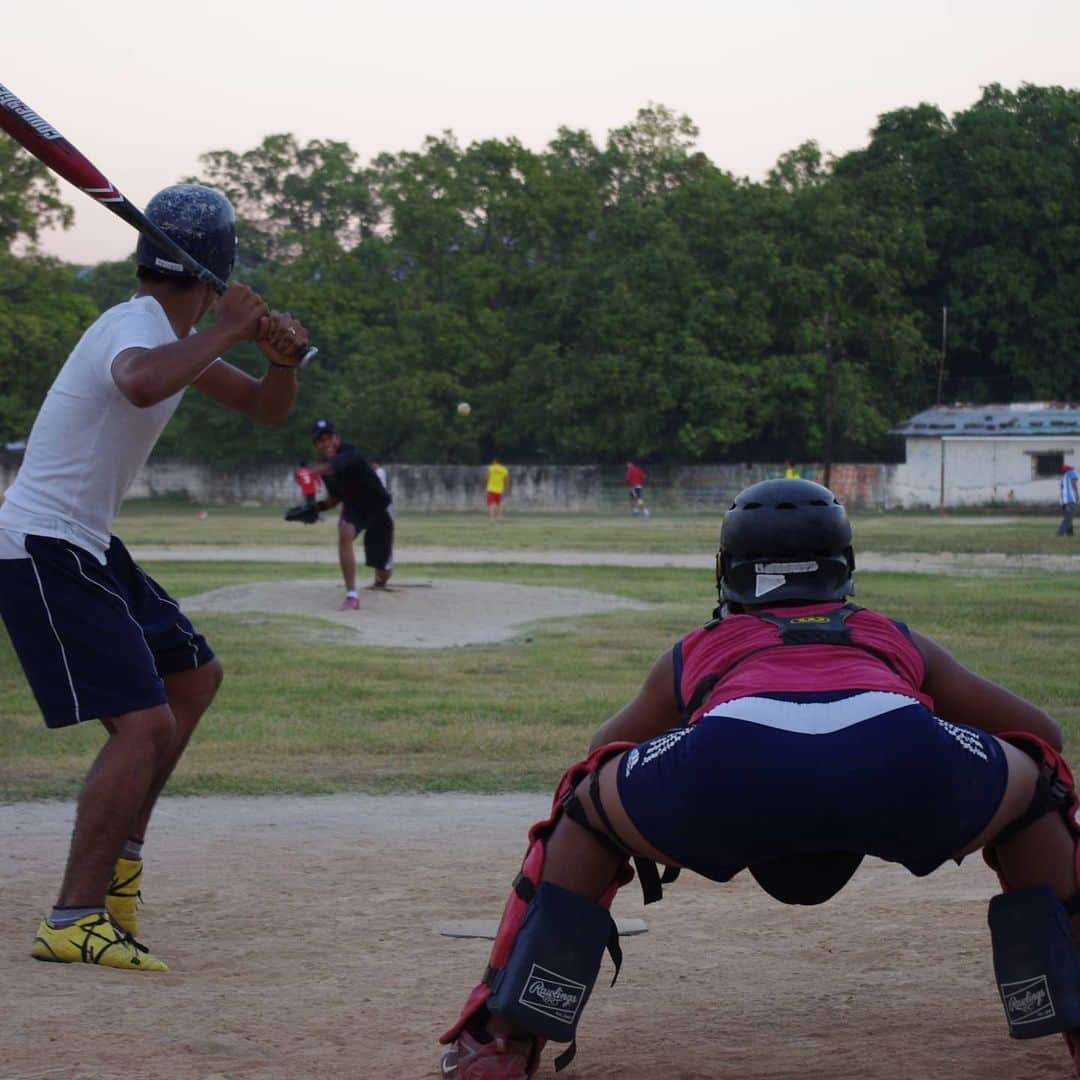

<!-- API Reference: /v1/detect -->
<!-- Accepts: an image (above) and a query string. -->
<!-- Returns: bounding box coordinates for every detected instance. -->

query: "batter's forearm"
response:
[250,365,298,425]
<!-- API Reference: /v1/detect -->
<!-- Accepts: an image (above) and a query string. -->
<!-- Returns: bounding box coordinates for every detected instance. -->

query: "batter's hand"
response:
[214,283,269,345]
[257,311,310,369]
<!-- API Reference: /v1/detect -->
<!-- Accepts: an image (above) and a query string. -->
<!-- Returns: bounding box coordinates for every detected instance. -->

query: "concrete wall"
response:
[128,457,902,511]
[0,453,895,512]
[0,449,1063,512]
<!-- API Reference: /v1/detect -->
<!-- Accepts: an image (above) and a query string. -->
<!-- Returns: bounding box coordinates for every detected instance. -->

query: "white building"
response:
[890,403,1080,509]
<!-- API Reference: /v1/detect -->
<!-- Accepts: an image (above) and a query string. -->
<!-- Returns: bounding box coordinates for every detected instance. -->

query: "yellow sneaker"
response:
[31,913,168,972]
[106,857,142,935]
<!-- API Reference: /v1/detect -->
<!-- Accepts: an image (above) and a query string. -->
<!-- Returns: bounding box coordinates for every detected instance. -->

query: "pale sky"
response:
[6,0,1079,264]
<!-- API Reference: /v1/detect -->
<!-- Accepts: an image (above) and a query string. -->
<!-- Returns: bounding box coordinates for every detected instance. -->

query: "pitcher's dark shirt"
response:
[324,443,391,526]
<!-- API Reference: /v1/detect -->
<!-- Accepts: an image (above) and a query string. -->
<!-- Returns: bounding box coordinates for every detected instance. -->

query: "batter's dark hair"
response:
[136,265,204,291]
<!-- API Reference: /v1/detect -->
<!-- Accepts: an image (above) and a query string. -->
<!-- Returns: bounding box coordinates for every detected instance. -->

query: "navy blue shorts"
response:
[616,691,1007,881]
[0,534,214,728]
[340,506,394,571]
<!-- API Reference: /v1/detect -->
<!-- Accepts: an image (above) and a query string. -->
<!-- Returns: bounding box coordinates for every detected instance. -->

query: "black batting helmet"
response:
[717,478,855,606]
[136,184,236,282]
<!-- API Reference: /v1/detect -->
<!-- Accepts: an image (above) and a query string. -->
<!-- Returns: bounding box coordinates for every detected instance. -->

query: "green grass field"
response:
[1,503,1078,801]
[111,499,1076,556]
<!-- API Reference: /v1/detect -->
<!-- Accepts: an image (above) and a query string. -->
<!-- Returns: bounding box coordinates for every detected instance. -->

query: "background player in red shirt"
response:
[293,460,319,510]
[624,461,648,516]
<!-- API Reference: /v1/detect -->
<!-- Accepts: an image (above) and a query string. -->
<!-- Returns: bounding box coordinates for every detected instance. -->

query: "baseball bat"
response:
[0,80,317,366]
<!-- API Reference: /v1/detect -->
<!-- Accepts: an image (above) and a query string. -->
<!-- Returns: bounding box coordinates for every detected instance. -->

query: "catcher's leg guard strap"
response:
[563,762,681,905]
[487,882,615,1045]
[993,759,1076,849]
[985,732,1080,901]
[990,885,1080,1038]
[562,769,632,858]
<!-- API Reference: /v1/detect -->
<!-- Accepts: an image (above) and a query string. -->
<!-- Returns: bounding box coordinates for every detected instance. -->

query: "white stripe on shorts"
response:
[701,691,922,735]
[28,552,81,724]
[66,549,157,671]
[137,568,199,668]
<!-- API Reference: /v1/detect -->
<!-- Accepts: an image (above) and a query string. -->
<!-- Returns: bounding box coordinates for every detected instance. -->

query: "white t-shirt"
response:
[0,295,198,561]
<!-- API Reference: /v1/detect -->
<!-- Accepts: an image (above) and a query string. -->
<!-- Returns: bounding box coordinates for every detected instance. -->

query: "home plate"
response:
[436,918,647,939]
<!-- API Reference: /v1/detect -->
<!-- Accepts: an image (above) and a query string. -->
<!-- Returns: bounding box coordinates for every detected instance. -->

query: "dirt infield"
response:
[0,793,1069,1080]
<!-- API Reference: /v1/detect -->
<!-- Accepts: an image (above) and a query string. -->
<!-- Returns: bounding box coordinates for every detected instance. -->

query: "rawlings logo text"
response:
[1001,975,1055,1026]
[526,980,580,1010]
[1008,987,1049,1016]
[518,963,587,1025]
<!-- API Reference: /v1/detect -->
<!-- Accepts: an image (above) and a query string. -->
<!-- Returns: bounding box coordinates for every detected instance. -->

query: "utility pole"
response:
[823,311,833,488]
[936,305,947,405]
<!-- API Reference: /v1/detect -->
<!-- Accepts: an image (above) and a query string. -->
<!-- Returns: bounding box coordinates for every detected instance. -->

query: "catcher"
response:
[438,478,1080,1079]
[284,418,393,610]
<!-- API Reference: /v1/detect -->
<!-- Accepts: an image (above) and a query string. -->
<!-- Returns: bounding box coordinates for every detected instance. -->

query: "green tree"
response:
[192,134,376,268]
[0,138,94,443]
[0,253,98,442]
[0,140,72,250]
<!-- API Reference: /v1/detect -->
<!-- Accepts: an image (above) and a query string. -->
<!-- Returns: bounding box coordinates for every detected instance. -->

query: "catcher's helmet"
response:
[717,478,854,606]
[136,184,236,282]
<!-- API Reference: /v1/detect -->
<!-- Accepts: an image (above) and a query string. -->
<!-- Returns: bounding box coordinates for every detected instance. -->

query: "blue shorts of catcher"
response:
[0,532,214,729]
[616,690,1007,881]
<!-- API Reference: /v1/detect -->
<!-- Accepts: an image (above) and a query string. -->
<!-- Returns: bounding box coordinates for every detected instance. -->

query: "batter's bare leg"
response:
[57,705,176,908]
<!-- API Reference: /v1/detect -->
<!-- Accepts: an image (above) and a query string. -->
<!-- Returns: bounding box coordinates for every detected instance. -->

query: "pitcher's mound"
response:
[181,578,652,648]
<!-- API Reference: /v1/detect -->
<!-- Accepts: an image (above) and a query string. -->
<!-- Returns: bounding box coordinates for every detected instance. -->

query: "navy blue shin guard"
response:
[486,881,614,1043]
[989,885,1080,1038]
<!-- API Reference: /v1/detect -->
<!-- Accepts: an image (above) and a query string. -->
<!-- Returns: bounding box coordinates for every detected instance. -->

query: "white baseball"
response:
[457,401,472,416]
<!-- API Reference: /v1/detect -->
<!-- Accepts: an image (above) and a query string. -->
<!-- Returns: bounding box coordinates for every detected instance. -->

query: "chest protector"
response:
[679,603,905,726]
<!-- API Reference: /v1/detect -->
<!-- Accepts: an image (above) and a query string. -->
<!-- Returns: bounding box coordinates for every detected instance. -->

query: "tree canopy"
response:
[3,87,1079,466]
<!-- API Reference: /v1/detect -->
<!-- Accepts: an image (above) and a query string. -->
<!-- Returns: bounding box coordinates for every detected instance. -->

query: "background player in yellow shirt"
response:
[485,459,510,522]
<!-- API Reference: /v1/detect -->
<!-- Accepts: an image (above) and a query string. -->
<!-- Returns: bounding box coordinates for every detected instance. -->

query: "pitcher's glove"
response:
[284,503,320,524]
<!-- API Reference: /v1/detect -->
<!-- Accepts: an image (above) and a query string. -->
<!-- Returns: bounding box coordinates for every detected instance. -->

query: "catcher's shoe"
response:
[439,1030,536,1080]
[106,856,142,935]
[1064,1031,1080,1078]
[339,595,359,611]
[31,913,168,972]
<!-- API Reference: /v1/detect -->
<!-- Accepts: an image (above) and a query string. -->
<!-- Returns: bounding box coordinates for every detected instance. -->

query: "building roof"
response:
[892,403,1080,437]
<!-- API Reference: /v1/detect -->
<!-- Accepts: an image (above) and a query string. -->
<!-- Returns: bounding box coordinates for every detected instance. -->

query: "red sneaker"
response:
[1064,1031,1080,1078]
[338,595,359,611]
[439,1030,536,1079]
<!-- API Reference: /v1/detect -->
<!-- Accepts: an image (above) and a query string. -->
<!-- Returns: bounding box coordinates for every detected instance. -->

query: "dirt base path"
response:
[1,794,1068,1080]
[132,543,1080,576]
